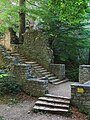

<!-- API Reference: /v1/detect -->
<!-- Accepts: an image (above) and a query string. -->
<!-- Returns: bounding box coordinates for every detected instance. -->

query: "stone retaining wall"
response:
[71,83,90,112]
[79,65,90,83]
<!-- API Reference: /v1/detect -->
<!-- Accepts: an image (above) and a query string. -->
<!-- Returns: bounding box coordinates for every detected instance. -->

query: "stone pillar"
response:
[79,65,90,83]
[50,64,65,80]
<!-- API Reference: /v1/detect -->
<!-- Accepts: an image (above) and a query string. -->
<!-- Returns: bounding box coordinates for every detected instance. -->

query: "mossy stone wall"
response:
[17,30,53,69]
[71,83,90,112]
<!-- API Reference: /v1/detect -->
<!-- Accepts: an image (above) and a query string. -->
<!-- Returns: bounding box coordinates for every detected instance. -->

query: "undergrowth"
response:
[0,70,22,95]
[0,116,6,120]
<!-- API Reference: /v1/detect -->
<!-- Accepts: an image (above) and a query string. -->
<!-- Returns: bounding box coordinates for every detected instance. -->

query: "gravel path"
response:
[0,82,87,120]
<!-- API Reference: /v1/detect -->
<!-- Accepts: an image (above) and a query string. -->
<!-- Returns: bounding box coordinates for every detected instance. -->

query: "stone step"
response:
[19,57,26,59]
[19,54,25,57]
[49,79,60,83]
[52,79,69,85]
[34,66,43,69]
[45,94,70,100]
[25,61,37,64]
[42,72,51,75]
[10,53,20,56]
[37,69,47,73]
[35,68,45,71]
[39,77,47,80]
[33,105,69,113]
[45,74,54,77]
[20,59,28,61]
[32,64,40,66]
[35,100,69,109]
[48,76,57,80]
[38,97,70,104]
[7,51,17,54]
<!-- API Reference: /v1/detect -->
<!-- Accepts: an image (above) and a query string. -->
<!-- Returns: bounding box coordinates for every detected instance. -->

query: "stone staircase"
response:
[24,61,68,85]
[33,94,70,113]
[0,45,69,85]
[5,50,69,85]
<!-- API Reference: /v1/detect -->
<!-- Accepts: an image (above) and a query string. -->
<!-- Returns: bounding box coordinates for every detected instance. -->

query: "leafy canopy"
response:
[26,0,89,24]
[0,0,89,33]
[0,0,19,32]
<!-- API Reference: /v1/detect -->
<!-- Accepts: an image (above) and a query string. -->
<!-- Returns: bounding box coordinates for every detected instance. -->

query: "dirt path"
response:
[0,99,87,120]
[0,101,68,120]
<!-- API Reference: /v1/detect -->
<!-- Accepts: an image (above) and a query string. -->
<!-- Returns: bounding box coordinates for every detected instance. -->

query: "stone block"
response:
[79,65,90,83]
[50,64,65,80]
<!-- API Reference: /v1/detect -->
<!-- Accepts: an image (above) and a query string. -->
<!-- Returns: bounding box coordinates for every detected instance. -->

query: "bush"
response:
[0,116,6,120]
[87,113,90,120]
[0,74,22,95]
[66,67,79,82]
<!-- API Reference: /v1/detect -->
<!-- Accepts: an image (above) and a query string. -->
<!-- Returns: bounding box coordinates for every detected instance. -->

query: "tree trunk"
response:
[88,50,90,64]
[19,0,26,43]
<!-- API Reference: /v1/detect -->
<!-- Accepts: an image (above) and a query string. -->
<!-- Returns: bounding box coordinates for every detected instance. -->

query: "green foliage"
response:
[0,116,6,120]
[78,105,90,120]
[47,22,90,63]
[78,105,89,115]
[0,72,22,95]
[47,0,88,24]
[87,113,90,120]
[0,73,8,78]
[0,0,19,33]
[25,0,89,24]
[26,0,90,63]
[66,67,79,82]
[0,0,89,33]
